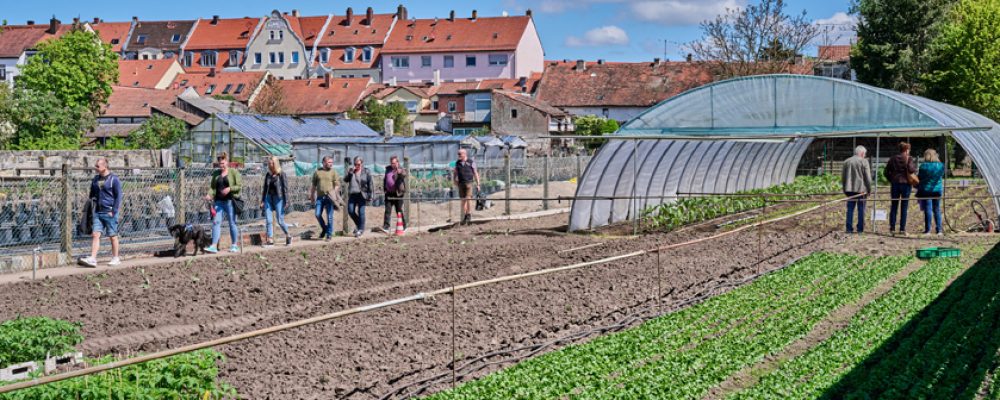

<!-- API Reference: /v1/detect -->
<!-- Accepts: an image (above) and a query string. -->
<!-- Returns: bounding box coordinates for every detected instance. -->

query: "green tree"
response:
[852,0,956,93]
[923,0,1000,121]
[17,28,118,113]
[0,83,15,148]
[7,89,94,150]
[574,115,619,151]
[127,114,188,149]
[348,98,412,136]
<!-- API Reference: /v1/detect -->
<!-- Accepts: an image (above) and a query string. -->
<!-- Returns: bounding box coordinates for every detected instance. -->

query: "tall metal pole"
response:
[632,139,639,236]
[60,163,72,262]
[504,152,512,216]
[872,135,881,234]
[941,134,948,234]
[543,152,550,211]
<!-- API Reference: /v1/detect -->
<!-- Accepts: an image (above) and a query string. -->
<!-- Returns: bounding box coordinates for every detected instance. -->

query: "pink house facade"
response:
[380,11,544,84]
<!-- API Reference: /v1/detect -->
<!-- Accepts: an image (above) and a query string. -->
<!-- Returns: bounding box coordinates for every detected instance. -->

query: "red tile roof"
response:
[382,16,530,54]
[535,61,714,108]
[317,13,395,47]
[296,15,329,47]
[184,17,261,50]
[92,22,132,53]
[0,23,73,57]
[818,45,852,62]
[117,59,180,88]
[276,77,370,115]
[102,86,180,117]
[170,71,267,103]
[317,46,382,69]
[495,90,567,117]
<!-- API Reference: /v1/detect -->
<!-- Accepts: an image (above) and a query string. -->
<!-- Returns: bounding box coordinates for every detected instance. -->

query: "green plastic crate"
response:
[916,247,962,259]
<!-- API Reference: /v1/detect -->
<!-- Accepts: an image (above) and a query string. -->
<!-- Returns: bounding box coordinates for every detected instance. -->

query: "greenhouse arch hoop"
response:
[569,74,1000,232]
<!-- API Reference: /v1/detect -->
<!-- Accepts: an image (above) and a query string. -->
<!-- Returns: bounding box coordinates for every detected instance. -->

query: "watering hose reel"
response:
[971,200,996,233]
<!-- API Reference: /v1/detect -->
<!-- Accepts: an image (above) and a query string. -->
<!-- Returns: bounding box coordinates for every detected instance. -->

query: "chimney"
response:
[346,8,353,25]
[211,15,220,25]
[366,7,374,25]
[324,72,331,89]
[686,53,693,62]
[471,10,478,20]
[132,16,139,23]
[92,17,100,24]
[27,20,35,25]
[449,10,455,21]
[390,76,397,86]
[653,57,661,66]
[396,4,408,21]
[433,69,441,86]
[209,67,216,77]
[72,17,80,26]
[526,9,533,17]
[575,59,586,71]
[597,59,605,65]
[47,16,60,34]
[292,9,300,17]
[517,76,526,88]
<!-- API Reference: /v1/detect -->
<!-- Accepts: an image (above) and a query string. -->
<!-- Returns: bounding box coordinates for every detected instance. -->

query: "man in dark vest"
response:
[453,148,480,225]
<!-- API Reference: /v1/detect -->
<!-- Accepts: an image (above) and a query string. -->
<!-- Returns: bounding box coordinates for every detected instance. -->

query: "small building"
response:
[176,113,379,166]
[276,76,370,117]
[117,59,185,89]
[93,86,204,147]
[244,10,311,80]
[491,90,573,155]
[0,18,74,84]
[122,18,196,60]
[814,44,853,81]
[181,16,263,73]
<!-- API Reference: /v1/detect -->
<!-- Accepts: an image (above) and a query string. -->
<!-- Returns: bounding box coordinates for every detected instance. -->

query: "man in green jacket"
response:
[203,152,242,253]
[842,146,873,234]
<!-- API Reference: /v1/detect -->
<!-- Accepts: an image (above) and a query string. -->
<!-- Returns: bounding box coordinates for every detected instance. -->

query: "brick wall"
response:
[0,150,173,176]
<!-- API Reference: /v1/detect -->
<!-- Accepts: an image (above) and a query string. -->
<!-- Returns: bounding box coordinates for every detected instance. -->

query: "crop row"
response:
[427,252,911,399]
[0,317,234,399]
[642,175,840,231]
[727,254,969,399]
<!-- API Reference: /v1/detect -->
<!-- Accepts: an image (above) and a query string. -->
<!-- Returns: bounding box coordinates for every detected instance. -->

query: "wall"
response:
[244,12,309,79]
[491,93,552,155]
[382,52,514,83]
[463,91,492,122]
[331,67,380,82]
[514,19,545,79]
[0,150,174,176]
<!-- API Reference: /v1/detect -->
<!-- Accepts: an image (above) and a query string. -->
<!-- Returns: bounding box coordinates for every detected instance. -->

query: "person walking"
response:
[842,146,872,234]
[884,142,918,235]
[78,158,122,268]
[310,156,340,241]
[917,148,945,235]
[382,155,408,233]
[453,148,480,225]
[261,156,291,247]
[203,152,242,253]
[344,156,373,238]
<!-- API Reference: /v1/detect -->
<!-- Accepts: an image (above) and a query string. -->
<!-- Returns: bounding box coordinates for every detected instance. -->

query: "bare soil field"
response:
[0,190,994,399]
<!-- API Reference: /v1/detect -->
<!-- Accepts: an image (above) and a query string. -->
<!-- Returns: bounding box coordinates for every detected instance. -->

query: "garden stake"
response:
[656,250,662,312]
[451,284,457,389]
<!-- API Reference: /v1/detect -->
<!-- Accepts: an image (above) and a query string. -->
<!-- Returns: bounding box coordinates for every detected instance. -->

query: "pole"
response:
[342,157,350,236]
[403,157,412,223]
[941,134,948,235]
[872,135,881,234]
[176,168,186,225]
[757,197,764,271]
[632,140,639,236]
[60,163,72,262]
[656,250,662,312]
[576,153,582,182]
[543,152,550,211]
[451,284,457,388]
[504,152,511,216]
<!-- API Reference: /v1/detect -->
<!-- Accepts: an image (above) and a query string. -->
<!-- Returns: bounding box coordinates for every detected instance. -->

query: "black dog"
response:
[163,224,211,257]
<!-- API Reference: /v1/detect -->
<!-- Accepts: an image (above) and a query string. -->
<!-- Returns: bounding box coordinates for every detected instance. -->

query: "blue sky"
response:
[3,0,855,62]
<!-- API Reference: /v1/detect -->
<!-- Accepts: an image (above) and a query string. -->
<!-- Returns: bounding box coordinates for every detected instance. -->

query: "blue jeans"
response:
[315,196,336,237]
[845,193,865,233]
[919,192,942,234]
[348,193,366,232]
[889,183,912,232]
[264,195,289,238]
[212,199,239,246]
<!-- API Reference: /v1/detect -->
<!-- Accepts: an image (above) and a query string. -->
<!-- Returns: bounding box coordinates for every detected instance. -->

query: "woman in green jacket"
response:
[916,149,945,235]
[203,152,242,252]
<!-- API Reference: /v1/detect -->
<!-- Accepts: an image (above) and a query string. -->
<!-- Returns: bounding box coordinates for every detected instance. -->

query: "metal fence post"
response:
[543,153,550,211]
[576,154,582,181]
[504,152,512,216]
[403,157,412,223]
[342,158,350,236]
[60,163,72,261]
[176,168,186,225]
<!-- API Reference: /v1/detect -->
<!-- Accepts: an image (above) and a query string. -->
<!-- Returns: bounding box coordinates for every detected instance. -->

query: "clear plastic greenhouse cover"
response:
[569,74,1000,231]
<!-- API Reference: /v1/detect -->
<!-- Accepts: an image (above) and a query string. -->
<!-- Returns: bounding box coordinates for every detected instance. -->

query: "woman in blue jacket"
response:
[916,149,945,235]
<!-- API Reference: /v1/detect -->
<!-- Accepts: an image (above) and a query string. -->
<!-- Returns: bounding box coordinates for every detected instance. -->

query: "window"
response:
[320,48,330,63]
[254,52,262,64]
[201,51,217,67]
[234,83,245,94]
[448,101,457,112]
[222,84,233,94]
[205,84,216,95]
[421,56,432,68]
[0,67,6,82]
[404,101,418,112]
[291,51,299,64]
[489,54,508,66]
[466,55,477,67]
[183,52,193,67]
[475,99,490,110]
[171,34,182,43]
[443,55,454,68]
[136,35,147,45]
[110,38,120,45]
[278,52,285,63]
[362,46,373,62]
[391,56,409,68]
[164,51,175,59]
[179,79,189,86]
[345,47,355,63]
[511,109,518,118]
[602,108,609,118]
[269,52,276,64]
[432,100,439,110]
[269,30,283,40]
[229,50,240,66]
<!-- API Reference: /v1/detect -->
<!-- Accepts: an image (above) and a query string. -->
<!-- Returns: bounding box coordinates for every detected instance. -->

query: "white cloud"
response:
[813,11,858,45]
[628,0,744,26]
[566,25,631,47]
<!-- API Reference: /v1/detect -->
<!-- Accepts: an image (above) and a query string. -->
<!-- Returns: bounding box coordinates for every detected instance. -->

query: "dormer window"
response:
[362,46,373,62]
[320,48,330,63]
[171,34,181,43]
[183,52,193,67]
[200,51,217,67]
[110,38,120,45]
[136,35,147,45]
[229,50,240,66]
[344,47,355,63]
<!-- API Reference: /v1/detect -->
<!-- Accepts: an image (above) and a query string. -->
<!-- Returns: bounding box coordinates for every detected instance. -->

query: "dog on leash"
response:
[163,224,211,257]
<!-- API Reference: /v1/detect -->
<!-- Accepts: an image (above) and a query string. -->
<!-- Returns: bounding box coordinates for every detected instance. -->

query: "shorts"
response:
[458,182,474,199]
[93,212,119,237]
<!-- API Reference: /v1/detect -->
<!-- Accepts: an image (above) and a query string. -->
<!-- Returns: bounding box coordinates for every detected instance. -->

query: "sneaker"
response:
[264,238,274,248]
[77,257,97,268]
[899,231,908,237]
[937,232,944,236]
[324,236,332,242]
[286,236,292,246]
[229,245,240,253]
[204,245,219,254]
[354,230,362,238]
[108,257,121,266]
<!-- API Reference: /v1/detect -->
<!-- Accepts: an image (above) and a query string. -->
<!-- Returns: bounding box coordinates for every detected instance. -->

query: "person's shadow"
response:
[821,242,1000,399]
